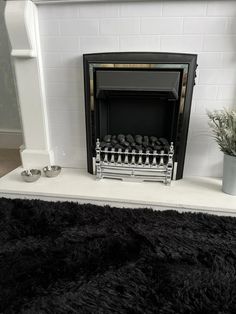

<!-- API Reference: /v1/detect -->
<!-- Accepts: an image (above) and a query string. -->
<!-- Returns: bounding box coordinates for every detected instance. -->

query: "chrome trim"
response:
[88,62,189,182]
[173,162,178,180]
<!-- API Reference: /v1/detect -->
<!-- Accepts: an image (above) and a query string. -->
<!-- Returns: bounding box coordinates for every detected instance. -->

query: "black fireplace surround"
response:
[83,52,197,180]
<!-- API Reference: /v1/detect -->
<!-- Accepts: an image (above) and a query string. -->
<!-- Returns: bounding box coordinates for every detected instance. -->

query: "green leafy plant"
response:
[207,108,236,157]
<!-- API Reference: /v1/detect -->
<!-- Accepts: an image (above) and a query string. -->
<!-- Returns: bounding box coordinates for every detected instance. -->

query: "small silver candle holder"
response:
[21,169,41,182]
[43,165,61,177]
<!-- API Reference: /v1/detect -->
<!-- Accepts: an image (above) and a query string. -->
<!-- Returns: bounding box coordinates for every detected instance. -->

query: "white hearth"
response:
[1,167,236,216]
[2,0,236,213]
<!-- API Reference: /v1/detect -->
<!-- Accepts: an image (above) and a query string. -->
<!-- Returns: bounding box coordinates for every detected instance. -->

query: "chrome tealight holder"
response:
[21,169,41,182]
[43,165,62,177]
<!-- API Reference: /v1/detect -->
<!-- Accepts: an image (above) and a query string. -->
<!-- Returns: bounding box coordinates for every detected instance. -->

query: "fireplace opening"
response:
[83,52,197,183]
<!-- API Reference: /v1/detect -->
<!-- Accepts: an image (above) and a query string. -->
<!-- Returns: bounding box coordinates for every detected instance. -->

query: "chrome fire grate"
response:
[95,139,174,185]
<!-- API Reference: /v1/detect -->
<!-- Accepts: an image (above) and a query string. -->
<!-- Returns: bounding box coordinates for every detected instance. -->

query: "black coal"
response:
[1,198,236,313]
[101,134,170,152]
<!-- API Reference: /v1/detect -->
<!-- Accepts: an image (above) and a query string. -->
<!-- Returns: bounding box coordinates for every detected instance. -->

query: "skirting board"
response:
[0,167,236,217]
[0,129,23,149]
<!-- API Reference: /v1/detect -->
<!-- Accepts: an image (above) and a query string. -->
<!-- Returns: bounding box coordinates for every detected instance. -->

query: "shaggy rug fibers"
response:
[0,198,236,313]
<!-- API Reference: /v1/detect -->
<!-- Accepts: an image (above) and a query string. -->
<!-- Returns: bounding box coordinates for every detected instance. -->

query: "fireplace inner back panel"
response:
[96,70,181,141]
[98,94,177,139]
[83,52,197,180]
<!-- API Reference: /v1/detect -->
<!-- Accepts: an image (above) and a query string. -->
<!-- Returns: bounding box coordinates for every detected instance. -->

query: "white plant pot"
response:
[222,154,236,196]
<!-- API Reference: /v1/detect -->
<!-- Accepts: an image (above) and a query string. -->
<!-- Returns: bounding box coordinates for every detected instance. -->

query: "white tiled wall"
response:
[38,0,236,177]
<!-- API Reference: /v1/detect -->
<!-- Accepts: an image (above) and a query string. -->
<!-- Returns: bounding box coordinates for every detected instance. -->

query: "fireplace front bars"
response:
[95,139,174,185]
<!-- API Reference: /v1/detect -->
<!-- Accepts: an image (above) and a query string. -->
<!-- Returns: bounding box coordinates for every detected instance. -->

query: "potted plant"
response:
[207,108,236,195]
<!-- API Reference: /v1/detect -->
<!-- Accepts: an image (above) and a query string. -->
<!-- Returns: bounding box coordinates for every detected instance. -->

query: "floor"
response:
[0,149,21,178]
[0,167,235,216]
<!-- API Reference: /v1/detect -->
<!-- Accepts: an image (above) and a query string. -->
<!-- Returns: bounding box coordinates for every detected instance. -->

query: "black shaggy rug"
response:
[1,198,236,314]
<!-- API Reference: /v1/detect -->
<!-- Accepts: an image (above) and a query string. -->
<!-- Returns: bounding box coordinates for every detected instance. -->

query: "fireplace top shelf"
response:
[84,52,197,65]
[96,70,180,100]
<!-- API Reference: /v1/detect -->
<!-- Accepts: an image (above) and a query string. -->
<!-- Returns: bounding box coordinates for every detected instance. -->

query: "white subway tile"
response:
[203,35,236,52]
[221,52,236,67]
[193,85,218,100]
[41,37,79,52]
[60,53,83,68]
[39,20,59,36]
[48,109,83,134]
[226,18,236,34]
[120,2,162,17]
[119,36,160,51]
[51,133,86,156]
[141,18,183,35]
[198,69,220,84]
[207,145,223,178]
[207,1,236,17]
[51,135,86,155]
[46,83,81,98]
[44,68,82,83]
[41,53,62,68]
[160,35,202,53]
[79,3,119,17]
[54,146,87,169]
[218,69,236,84]
[59,20,99,36]
[183,18,227,34]
[50,115,86,151]
[80,36,119,53]
[38,5,55,20]
[51,130,86,149]
[37,1,236,174]
[163,1,207,17]
[53,4,79,18]
[184,136,212,177]
[100,19,140,35]
[185,134,223,177]
[217,85,236,100]
[38,4,79,19]
[184,159,210,177]
[194,100,234,114]
[188,114,210,135]
[197,53,222,68]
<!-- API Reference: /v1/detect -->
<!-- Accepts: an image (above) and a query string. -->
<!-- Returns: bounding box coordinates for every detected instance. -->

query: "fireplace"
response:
[84,52,197,183]
[84,53,197,182]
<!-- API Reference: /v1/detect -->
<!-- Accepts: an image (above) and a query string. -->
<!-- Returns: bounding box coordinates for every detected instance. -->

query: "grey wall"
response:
[0,0,21,132]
